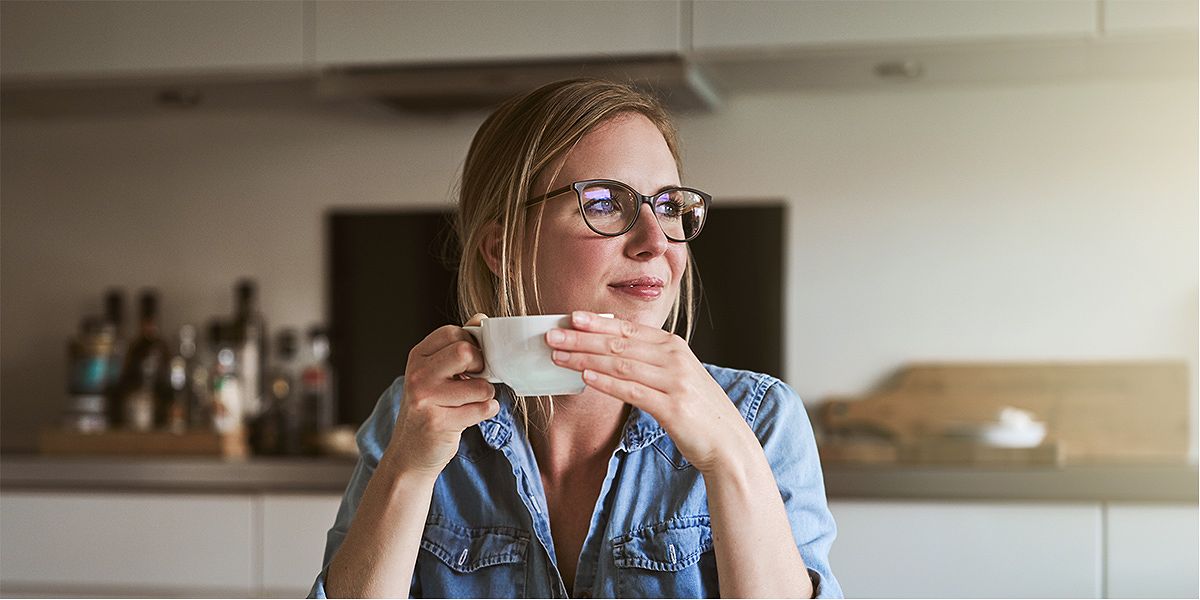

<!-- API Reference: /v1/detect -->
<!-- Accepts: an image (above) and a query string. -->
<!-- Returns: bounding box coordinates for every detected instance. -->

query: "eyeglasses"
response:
[525,179,711,242]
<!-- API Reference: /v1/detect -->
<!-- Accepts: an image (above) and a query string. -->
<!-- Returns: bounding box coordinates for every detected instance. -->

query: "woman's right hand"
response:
[381,313,499,480]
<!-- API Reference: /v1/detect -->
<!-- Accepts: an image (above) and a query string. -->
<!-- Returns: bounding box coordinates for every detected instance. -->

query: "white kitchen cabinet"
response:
[1105,503,1199,599]
[313,0,682,67]
[3,491,1191,597]
[0,491,255,597]
[692,0,1098,53]
[827,500,1103,598]
[260,493,344,598]
[0,0,307,80]
[1104,0,1199,35]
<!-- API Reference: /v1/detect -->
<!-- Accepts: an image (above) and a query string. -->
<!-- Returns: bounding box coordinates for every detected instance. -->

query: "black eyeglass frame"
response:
[525,179,712,242]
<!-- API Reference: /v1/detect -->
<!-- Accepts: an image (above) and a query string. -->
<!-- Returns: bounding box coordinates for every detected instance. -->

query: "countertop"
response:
[2,454,1196,502]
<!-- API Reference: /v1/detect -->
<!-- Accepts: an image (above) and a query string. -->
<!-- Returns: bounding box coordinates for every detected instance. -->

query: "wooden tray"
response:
[818,361,1190,465]
[39,429,249,458]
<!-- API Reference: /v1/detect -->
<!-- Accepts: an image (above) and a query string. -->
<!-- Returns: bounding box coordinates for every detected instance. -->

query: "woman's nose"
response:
[626,202,669,258]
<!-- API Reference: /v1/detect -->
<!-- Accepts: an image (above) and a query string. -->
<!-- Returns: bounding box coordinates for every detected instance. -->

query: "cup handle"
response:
[461,325,502,384]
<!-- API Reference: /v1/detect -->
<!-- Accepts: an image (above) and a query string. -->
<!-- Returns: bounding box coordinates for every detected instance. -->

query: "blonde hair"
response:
[453,78,699,426]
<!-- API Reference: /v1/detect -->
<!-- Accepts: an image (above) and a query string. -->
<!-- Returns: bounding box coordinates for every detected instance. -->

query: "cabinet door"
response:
[0,491,254,596]
[314,0,682,66]
[828,500,1102,598]
[693,0,1097,52]
[261,493,344,597]
[0,0,306,80]
[1105,503,1199,599]
[1104,0,1199,35]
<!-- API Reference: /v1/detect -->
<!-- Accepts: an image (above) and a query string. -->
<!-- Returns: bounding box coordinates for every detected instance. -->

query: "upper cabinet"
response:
[0,0,307,81]
[692,0,1099,52]
[1104,0,1199,35]
[313,0,683,67]
[1,0,1190,92]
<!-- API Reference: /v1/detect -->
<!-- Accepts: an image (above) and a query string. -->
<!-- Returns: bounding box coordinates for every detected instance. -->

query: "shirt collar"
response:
[618,405,666,452]
[477,386,666,452]
[479,386,514,450]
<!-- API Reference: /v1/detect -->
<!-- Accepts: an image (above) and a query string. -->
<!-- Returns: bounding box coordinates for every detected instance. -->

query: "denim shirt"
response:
[309,363,843,598]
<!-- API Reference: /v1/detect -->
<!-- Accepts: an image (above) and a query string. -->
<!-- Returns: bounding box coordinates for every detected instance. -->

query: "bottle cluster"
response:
[64,279,336,456]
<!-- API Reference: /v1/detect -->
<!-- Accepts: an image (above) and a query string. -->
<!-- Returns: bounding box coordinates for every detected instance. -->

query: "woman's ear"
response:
[479,220,504,278]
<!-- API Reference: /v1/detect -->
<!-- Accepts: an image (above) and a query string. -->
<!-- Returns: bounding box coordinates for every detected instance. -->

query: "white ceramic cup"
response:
[462,314,612,396]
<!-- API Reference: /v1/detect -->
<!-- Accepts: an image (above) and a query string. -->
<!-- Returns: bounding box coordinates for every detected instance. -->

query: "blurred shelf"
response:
[0,454,356,493]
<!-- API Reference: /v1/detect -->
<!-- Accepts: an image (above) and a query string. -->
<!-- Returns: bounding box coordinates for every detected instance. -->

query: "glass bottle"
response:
[64,316,113,432]
[209,321,243,435]
[252,329,299,455]
[102,289,127,427]
[188,322,215,431]
[164,325,199,434]
[124,354,159,432]
[300,326,336,455]
[232,279,268,422]
[120,290,167,429]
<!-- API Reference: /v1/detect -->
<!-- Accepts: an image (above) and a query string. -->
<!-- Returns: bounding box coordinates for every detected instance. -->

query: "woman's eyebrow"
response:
[594,178,681,195]
[650,183,684,195]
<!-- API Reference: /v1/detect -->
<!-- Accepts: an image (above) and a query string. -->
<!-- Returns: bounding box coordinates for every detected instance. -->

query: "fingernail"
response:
[547,329,564,343]
[552,350,569,362]
[573,311,591,325]
[583,370,597,382]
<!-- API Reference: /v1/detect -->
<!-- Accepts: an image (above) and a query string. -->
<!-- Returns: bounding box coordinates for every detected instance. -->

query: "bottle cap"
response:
[236,279,257,303]
[139,290,159,319]
[104,289,125,324]
[276,329,298,359]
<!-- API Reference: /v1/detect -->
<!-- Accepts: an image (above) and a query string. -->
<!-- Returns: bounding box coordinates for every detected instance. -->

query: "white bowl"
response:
[942,421,1047,448]
[977,422,1046,448]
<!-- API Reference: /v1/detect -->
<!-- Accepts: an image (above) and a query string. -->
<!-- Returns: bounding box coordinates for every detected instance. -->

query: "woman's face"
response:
[525,112,687,329]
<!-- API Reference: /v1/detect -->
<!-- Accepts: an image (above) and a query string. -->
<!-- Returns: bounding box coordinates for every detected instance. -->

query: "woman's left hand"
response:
[546,310,759,474]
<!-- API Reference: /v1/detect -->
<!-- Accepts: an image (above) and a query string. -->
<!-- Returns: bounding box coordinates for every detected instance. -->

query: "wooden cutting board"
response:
[818,361,1190,465]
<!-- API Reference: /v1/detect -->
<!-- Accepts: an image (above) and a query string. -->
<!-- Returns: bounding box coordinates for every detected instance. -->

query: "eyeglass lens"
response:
[579,182,706,241]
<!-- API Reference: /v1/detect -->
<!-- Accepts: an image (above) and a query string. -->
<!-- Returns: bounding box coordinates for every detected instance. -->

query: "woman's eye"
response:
[656,199,684,218]
[584,199,620,215]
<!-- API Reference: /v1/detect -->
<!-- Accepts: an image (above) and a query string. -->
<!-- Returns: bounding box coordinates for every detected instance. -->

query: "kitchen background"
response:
[1,1,1197,598]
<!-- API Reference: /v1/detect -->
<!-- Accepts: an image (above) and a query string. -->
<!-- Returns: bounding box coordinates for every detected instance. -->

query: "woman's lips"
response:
[608,283,663,300]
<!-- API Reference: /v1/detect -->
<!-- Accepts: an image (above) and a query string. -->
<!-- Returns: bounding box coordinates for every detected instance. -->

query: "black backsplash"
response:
[328,204,784,426]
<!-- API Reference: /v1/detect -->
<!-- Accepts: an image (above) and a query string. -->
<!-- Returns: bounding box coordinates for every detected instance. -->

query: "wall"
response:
[2,76,1196,456]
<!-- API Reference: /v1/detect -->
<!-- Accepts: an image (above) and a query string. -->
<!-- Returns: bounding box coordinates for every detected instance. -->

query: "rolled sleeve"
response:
[308,568,329,599]
[308,377,407,598]
[753,379,844,598]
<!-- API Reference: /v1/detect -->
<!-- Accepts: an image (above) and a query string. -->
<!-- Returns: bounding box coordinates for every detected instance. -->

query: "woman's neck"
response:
[528,389,629,480]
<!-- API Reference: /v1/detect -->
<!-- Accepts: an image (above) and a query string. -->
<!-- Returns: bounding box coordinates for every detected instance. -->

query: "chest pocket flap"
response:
[612,515,714,572]
[420,517,529,574]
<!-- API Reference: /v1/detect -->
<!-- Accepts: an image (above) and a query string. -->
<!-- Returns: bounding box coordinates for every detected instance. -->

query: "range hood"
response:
[314,55,722,113]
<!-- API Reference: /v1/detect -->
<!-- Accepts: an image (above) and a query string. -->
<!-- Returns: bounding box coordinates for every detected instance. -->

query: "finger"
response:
[552,350,671,394]
[544,328,667,366]
[426,339,486,379]
[441,397,501,431]
[414,323,478,358]
[569,311,675,344]
[582,368,668,415]
[463,312,489,327]
[431,378,496,408]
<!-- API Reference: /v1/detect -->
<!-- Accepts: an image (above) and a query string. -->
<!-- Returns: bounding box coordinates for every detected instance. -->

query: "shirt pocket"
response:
[611,515,719,598]
[417,516,529,598]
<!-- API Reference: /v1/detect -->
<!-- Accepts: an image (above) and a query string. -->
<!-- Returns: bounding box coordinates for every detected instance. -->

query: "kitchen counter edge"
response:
[1,455,1196,502]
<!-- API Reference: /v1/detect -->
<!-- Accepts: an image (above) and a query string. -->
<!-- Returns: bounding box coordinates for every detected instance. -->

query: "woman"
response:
[310,78,842,598]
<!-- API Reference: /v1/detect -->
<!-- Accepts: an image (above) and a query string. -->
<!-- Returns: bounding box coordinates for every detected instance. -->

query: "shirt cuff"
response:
[808,568,824,599]
[308,569,329,599]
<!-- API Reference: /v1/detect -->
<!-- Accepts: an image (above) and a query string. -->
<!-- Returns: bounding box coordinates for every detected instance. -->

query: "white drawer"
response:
[0,491,254,595]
